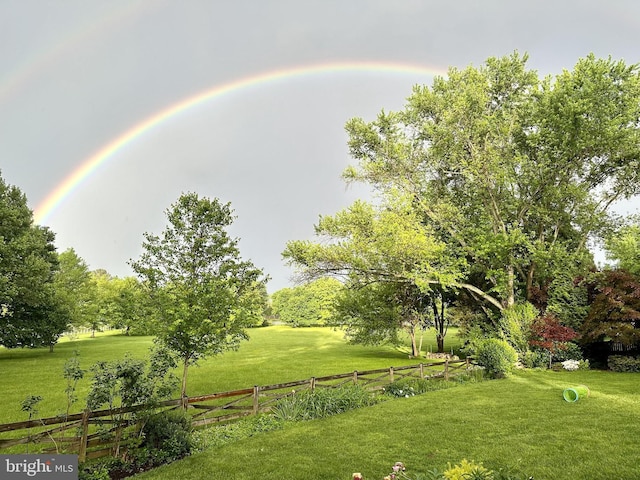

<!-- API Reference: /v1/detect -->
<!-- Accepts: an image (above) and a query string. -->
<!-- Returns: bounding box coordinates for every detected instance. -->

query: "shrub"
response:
[272,385,376,421]
[473,339,518,378]
[552,342,583,362]
[608,355,640,372]
[520,349,548,369]
[138,410,192,464]
[444,459,492,480]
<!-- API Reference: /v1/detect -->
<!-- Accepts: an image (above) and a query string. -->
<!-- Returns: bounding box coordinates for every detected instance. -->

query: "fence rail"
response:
[0,358,472,460]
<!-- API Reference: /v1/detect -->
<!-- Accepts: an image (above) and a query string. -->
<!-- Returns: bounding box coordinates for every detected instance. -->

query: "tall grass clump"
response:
[272,385,377,422]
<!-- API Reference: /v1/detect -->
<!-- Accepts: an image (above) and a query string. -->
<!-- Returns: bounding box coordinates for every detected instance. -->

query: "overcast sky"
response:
[2,1,640,292]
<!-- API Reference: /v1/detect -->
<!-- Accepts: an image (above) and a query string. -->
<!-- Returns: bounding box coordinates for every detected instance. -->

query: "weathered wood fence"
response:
[0,358,472,461]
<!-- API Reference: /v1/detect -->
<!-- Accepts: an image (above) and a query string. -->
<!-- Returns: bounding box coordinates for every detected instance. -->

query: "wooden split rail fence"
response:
[0,358,473,460]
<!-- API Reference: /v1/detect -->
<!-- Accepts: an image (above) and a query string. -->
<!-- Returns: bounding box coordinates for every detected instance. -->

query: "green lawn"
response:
[134,369,640,480]
[0,326,457,424]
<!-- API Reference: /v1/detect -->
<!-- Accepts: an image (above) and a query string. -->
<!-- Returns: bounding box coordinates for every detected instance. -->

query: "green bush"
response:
[553,342,583,362]
[608,355,640,372]
[138,410,192,464]
[473,339,518,378]
[272,385,376,421]
[520,349,548,369]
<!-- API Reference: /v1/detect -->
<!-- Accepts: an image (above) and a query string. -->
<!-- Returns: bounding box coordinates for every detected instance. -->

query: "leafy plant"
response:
[272,385,376,422]
[529,314,578,368]
[472,338,518,378]
[608,355,640,372]
[444,459,492,480]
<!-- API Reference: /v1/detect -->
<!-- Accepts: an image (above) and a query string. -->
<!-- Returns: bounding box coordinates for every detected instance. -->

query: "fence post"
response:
[389,367,394,383]
[444,359,449,381]
[252,386,260,414]
[352,371,358,384]
[310,377,316,391]
[419,363,424,379]
[466,357,470,369]
[78,409,90,462]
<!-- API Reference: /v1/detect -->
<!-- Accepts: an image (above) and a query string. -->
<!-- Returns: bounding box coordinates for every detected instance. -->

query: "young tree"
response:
[529,314,579,367]
[0,172,63,350]
[130,193,267,400]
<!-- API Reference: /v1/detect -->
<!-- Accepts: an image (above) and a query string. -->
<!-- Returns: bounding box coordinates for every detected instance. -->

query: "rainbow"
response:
[33,61,446,224]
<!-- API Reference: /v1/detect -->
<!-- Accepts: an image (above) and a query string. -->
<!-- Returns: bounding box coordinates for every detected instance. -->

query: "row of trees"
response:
[281,52,640,360]
[0,176,270,397]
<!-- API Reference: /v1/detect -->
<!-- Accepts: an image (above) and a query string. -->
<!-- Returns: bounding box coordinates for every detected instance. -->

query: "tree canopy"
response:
[343,53,640,310]
[0,172,63,350]
[284,53,640,353]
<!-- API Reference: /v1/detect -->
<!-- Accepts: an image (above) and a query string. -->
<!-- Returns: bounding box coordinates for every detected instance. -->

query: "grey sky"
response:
[1,1,639,292]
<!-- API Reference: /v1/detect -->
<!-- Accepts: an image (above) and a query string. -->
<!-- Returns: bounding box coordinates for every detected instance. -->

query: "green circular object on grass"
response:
[563,385,589,402]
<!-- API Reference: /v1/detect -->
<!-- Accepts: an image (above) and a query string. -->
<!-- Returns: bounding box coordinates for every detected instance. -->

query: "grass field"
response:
[134,369,640,480]
[3,327,639,479]
[0,326,457,424]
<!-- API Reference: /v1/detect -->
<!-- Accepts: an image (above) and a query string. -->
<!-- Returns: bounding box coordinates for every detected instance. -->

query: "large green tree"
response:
[283,197,465,354]
[342,53,640,312]
[271,278,342,326]
[130,193,267,399]
[0,172,63,350]
[53,248,98,335]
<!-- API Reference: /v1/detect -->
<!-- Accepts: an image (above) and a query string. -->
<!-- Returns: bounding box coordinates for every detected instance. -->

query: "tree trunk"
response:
[181,356,190,407]
[409,324,419,357]
[506,264,515,308]
[437,335,445,353]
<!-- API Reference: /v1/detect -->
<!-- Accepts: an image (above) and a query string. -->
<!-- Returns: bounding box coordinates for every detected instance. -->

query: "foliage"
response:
[63,351,85,417]
[549,341,583,362]
[580,269,640,347]
[138,410,192,464]
[606,222,640,277]
[284,196,465,356]
[130,193,267,398]
[0,172,63,350]
[271,277,342,326]
[529,314,578,367]
[519,348,549,369]
[383,378,455,398]
[471,338,518,378]
[341,53,640,316]
[497,303,538,353]
[190,414,284,452]
[53,248,98,334]
[444,459,492,480]
[85,345,178,411]
[607,355,640,372]
[92,273,156,335]
[271,385,377,422]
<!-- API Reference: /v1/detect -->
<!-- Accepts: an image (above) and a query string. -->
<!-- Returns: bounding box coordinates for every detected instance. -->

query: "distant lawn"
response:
[134,369,640,480]
[0,326,459,424]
